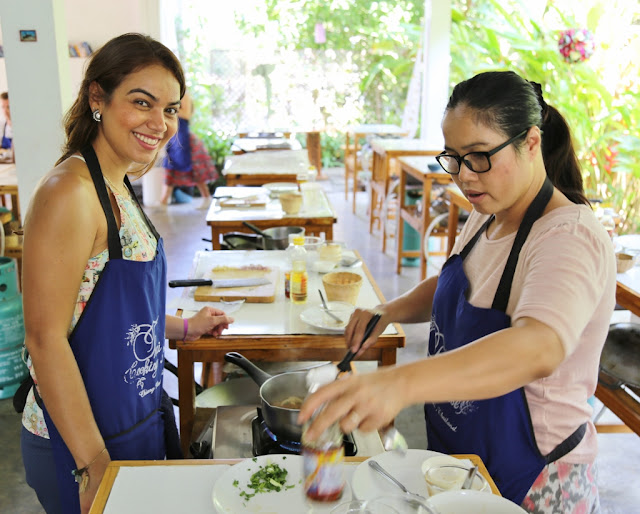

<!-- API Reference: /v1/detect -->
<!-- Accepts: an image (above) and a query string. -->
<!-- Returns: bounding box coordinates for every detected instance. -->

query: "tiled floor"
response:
[1,166,639,512]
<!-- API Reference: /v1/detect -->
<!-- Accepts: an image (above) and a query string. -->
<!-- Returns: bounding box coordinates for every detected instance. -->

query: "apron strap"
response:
[459,215,494,260]
[492,177,554,312]
[123,174,162,242]
[81,145,123,260]
[544,422,587,464]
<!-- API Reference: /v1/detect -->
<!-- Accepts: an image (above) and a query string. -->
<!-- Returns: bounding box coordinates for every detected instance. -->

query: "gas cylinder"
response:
[0,257,27,399]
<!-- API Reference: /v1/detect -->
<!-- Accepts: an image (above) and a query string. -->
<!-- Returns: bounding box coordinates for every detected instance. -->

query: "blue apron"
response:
[424,177,586,505]
[162,117,192,171]
[41,145,168,513]
[1,122,11,149]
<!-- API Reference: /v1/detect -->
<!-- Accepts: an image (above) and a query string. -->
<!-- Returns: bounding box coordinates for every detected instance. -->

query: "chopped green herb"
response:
[233,479,239,487]
[252,457,257,462]
[282,456,287,460]
[236,461,293,500]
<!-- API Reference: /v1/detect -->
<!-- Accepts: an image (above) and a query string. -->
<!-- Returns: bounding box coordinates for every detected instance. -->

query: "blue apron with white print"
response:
[41,145,167,513]
[424,177,587,505]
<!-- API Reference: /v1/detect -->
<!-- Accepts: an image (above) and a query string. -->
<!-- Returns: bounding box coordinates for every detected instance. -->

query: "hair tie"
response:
[529,81,548,118]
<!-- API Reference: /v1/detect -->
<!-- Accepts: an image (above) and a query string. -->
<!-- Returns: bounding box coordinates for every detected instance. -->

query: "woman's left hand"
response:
[297,366,406,442]
[186,307,234,340]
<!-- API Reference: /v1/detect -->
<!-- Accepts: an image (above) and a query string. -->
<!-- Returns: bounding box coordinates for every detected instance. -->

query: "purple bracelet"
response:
[183,318,189,341]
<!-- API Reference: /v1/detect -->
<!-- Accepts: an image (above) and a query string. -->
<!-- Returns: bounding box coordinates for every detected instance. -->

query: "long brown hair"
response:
[445,71,588,205]
[57,33,185,174]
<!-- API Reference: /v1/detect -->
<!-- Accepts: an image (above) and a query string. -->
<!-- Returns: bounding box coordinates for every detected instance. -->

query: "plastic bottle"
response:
[601,208,617,239]
[302,371,345,502]
[290,236,308,304]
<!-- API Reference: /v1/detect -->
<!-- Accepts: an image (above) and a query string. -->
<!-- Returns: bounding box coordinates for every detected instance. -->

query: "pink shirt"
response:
[451,203,616,463]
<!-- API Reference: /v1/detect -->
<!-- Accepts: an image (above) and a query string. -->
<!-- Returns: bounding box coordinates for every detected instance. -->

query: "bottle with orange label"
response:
[290,236,307,304]
[301,371,345,502]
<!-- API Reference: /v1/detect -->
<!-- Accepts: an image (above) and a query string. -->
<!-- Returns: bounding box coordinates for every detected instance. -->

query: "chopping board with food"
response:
[194,265,278,303]
[218,195,268,208]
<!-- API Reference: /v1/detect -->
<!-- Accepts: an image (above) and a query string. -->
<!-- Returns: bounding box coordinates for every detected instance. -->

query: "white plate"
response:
[351,449,445,501]
[263,182,299,197]
[212,455,350,513]
[300,302,355,332]
[615,234,640,253]
[427,490,526,514]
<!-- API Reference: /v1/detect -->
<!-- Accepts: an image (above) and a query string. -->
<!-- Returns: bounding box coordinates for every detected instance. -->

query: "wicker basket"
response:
[616,253,635,274]
[322,271,363,305]
[279,192,303,214]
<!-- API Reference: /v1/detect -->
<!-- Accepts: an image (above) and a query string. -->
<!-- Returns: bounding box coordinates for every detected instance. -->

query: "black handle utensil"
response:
[336,313,382,373]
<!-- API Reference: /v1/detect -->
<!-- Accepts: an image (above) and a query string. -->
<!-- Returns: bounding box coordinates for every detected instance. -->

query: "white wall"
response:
[420,0,451,148]
[0,0,161,214]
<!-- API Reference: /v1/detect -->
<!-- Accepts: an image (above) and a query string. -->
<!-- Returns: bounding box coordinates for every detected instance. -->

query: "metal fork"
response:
[368,460,427,502]
[318,289,343,324]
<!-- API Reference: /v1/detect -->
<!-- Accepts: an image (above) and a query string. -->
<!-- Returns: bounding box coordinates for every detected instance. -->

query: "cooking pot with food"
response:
[599,323,640,389]
[224,352,308,440]
[241,222,305,250]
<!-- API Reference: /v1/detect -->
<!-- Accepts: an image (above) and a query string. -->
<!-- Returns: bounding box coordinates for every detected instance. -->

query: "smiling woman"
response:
[18,33,235,514]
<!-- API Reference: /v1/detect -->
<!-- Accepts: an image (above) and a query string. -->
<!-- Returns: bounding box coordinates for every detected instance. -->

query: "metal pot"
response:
[224,352,308,441]
[242,222,304,250]
[221,232,262,250]
[599,323,640,389]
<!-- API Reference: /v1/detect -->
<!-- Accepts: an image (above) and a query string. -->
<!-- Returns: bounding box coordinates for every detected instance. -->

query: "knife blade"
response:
[168,278,270,288]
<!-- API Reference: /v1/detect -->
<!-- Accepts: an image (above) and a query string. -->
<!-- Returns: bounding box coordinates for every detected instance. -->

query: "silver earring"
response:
[92,109,102,122]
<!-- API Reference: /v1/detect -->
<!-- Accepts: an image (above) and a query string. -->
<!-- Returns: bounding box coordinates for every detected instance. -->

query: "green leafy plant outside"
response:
[449,0,639,233]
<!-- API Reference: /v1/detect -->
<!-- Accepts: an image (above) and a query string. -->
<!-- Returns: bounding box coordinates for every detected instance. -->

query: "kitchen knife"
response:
[168,278,271,288]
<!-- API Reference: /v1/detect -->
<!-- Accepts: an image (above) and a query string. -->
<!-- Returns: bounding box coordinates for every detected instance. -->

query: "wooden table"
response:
[0,163,22,287]
[396,156,453,279]
[445,185,473,256]
[169,249,405,455]
[368,139,440,253]
[90,454,500,513]
[344,124,408,213]
[596,264,640,436]
[222,149,309,187]
[206,186,337,249]
[443,187,640,437]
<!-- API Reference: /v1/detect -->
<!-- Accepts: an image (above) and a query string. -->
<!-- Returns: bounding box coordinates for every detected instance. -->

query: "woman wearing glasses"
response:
[300,71,615,513]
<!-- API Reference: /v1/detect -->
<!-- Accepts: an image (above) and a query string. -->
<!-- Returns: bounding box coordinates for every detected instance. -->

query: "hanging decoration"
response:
[314,23,326,44]
[557,28,595,63]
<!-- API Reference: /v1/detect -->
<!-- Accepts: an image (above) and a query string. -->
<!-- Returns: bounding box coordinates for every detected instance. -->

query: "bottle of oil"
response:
[301,372,345,502]
[290,236,307,304]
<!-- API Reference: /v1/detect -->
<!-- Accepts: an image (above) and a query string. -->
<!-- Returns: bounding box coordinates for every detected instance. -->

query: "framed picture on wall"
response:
[19,30,37,42]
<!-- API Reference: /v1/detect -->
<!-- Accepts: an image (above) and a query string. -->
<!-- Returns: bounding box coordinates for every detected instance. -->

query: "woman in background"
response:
[300,71,615,514]
[20,33,233,514]
[159,89,218,209]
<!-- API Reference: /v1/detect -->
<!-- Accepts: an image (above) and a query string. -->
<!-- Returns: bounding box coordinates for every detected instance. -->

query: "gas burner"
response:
[251,408,357,457]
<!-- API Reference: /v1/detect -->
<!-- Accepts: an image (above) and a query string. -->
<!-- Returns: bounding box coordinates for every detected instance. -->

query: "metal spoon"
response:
[380,425,408,456]
[368,460,427,502]
[461,465,478,490]
[318,289,343,324]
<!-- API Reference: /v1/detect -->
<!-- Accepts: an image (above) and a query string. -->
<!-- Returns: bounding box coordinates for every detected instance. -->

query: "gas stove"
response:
[194,405,384,459]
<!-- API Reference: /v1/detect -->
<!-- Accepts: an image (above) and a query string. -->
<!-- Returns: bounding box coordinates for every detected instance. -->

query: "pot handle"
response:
[242,221,271,238]
[224,352,273,386]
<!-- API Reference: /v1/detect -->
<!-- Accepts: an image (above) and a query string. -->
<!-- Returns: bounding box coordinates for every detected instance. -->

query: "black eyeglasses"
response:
[436,129,529,175]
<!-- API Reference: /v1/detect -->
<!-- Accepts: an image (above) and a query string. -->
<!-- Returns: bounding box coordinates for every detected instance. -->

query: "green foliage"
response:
[236,0,424,126]
[320,132,345,168]
[194,129,234,173]
[449,0,640,233]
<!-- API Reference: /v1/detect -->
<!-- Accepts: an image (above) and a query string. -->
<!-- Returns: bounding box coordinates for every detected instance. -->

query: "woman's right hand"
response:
[344,308,389,356]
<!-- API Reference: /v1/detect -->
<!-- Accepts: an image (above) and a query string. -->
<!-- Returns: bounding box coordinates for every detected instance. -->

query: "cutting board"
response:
[193,265,278,303]
[218,196,268,208]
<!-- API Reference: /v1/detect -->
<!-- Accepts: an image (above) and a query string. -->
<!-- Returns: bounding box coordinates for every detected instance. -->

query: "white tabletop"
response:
[175,250,397,337]
[0,162,17,188]
[206,186,335,221]
[223,149,309,176]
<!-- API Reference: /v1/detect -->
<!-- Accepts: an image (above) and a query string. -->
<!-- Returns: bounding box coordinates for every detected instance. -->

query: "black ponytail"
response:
[446,71,588,206]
